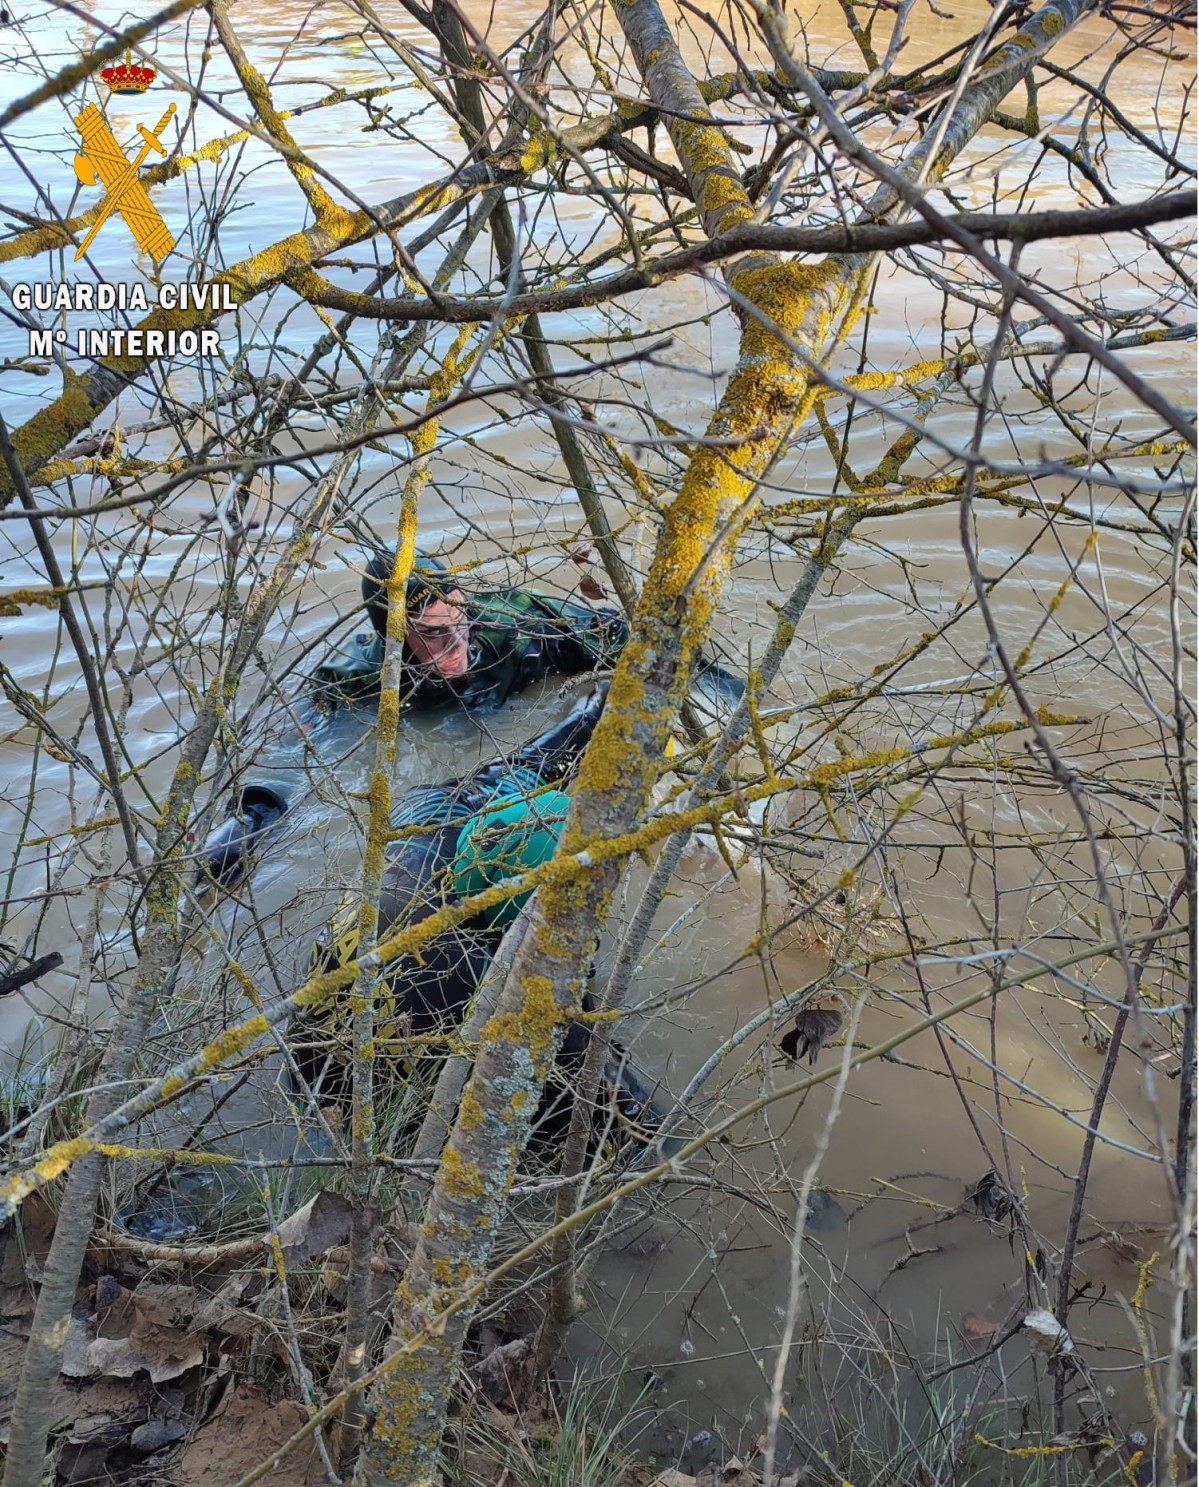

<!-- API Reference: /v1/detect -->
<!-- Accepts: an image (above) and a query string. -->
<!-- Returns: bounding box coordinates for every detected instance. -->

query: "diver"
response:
[296,685,669,1154]
[313,548,632,709]
[201,547,744,888]
[200,549,633,888]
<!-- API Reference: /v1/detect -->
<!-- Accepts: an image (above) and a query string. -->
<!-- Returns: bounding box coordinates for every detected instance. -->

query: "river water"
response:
[0,0,1193,1473]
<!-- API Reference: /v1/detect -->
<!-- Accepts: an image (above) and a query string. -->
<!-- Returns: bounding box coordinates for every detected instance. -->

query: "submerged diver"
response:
[297,686,670,1153]
[201,547,744,887]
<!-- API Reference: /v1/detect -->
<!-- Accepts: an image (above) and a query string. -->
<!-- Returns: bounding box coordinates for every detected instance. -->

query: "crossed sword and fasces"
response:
[73,101,176,262]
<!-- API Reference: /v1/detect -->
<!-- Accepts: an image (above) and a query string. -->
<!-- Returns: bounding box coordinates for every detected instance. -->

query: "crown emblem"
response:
[101,47,156,96]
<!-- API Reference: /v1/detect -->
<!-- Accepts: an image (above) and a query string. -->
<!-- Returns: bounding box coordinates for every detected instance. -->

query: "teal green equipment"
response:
[451,777,572,929]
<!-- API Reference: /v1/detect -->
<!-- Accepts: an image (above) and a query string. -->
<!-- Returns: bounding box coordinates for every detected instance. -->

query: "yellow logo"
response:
[72,50,175,263]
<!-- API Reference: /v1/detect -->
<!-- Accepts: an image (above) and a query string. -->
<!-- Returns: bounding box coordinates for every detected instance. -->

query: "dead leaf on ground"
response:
[96,1273,254,1339]
[130,1417,188,1454]
[88,1330,204,1384]
[178,1382,324,1486]
[95,1276,199,1334]
[0,1283,35,1322]
[473,1335,536,1410]
[962,1312,999,1338]
[66,1408,139,1448]
[579,573,607,601]
[88,1281,205,1382]
[650,1472,698,1487]
[58,1440,112,1484]
[275,1188,359,1266]
[189,1272,258,1337]
[0,1338,145,1447]
[778,1005,842,1064]
[697,1459,763,1485]
[62,1377,146,1441]
[0,1326,27,1443]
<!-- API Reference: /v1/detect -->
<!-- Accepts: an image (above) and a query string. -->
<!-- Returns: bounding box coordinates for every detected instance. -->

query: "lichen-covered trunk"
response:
[338,321,479,1456]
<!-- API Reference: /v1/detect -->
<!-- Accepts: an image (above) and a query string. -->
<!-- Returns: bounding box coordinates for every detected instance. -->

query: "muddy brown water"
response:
[0,0,1192,1472]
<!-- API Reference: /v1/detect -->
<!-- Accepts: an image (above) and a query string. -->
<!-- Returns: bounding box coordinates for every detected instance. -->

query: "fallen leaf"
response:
[58,1440,112,1484]
[178,1382,323,1486]
[275,1188,355,1266]
[651,1473,698,1487]
[474,1335,535,1410]
[0,1328,27,1442]
[962,1312,998,1338]
[190,1273,257,1337]
[63,1377,146,1441]
[1023,1308,1073,1355]
[130,1417,188,1454]
[569,546,593,564]
[0,1193,56,1296]
[88,1281,206,1382]
[67,1410,138,1447]
[87,1330,204,1384]
[94,1272,132,1327]
[0,1283,35,1322]
[0,1340,139,1449]
[61,1308,98,1378]
[778,1006,842,1063]
[698,1460,761,1485]
[579,573,607,601]
[58,1414,116,1453]
[95,1278,205,1337]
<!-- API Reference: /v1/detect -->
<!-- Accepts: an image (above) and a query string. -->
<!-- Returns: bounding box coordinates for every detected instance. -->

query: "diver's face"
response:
[406,590,470,678]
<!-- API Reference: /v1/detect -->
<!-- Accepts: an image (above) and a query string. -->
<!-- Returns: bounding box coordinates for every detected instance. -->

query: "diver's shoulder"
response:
[311,630,385,699]
[467,586,542,622]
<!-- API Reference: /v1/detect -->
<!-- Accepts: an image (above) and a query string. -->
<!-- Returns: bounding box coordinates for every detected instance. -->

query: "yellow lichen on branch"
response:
[210,0,351,230]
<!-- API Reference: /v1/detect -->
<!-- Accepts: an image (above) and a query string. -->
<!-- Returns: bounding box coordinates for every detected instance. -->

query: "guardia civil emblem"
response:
[72,49,176,263]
